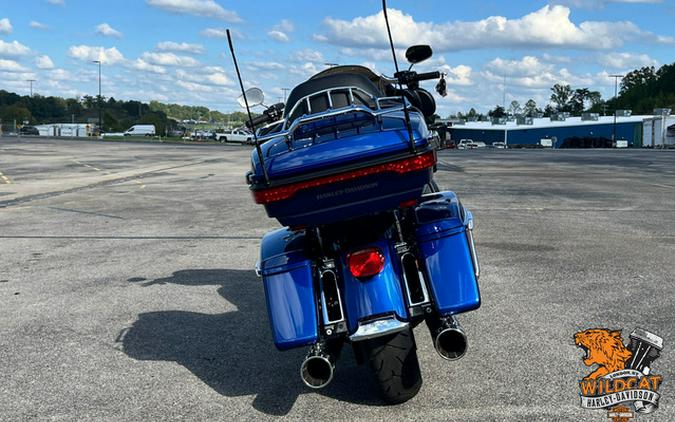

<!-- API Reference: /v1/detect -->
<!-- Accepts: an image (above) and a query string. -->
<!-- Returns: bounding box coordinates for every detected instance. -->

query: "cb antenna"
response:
[226,29,270,185]
[382,0,416,153]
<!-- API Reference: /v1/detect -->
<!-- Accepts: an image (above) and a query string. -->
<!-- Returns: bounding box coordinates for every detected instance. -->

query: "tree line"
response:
[453,61,675,120]
[0,91,251,134]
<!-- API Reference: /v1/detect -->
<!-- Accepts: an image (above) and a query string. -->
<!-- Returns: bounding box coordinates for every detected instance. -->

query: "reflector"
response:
[347,248,385,279]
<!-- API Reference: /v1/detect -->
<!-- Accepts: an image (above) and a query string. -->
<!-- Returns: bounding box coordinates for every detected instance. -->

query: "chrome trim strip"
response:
[464,211,480,279]
[349,318,409,342]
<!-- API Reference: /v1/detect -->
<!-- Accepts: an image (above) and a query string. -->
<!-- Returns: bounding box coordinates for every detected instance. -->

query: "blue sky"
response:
[0,0,673,116]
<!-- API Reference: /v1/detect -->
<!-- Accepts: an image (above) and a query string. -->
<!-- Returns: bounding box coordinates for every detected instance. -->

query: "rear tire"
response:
[362,328,422,404]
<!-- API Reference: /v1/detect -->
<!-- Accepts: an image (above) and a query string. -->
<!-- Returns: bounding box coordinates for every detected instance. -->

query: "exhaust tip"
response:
[434,327,468,361]
[300,355,334,389]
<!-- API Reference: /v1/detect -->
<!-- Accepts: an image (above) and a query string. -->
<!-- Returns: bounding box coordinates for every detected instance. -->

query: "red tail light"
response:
[347,248,385,279]
[252,151,436,204]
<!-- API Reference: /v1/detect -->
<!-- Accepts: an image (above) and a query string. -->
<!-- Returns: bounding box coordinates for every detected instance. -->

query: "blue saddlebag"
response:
[414,192,481,315]
[259,228,318,350]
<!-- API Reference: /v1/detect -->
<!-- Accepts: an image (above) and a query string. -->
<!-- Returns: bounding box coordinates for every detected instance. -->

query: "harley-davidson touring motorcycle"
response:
[227,2,481,404]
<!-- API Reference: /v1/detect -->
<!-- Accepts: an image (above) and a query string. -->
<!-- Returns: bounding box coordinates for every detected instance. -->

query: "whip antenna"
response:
[226,29,270,185]
[382,0,416,153]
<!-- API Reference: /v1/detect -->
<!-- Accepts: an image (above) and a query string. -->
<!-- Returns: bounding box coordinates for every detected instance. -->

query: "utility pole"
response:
[26,79,36,97]
[503,74,507,109]
[281,88,290,103]
[610,74,623,142]
[92,60,102,135]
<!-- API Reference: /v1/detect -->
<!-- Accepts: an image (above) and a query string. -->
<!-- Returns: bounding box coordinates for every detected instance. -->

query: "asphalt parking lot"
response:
[1,137,674,421]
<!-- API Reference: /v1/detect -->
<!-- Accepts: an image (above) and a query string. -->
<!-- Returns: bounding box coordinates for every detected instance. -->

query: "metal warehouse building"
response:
[448,112,675,148]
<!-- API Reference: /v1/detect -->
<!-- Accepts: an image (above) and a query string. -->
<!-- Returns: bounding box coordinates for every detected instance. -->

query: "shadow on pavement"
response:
[118,269,382,416]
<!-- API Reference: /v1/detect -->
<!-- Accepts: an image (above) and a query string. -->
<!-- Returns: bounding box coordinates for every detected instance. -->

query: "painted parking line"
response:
[0,171,11,184]
[72,159,102,171]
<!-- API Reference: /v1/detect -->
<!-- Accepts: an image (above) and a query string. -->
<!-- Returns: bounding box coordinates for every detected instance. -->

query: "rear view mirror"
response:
[238,87,264,108]
[405,45,433,64]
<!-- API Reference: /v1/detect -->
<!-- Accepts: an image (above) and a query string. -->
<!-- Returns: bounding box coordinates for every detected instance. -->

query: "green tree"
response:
[550,84,572,112]
[488,105,506,119]
[524,99,540,117]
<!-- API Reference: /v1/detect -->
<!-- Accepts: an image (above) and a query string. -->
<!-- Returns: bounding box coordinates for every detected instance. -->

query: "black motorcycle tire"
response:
[362,328,422,404]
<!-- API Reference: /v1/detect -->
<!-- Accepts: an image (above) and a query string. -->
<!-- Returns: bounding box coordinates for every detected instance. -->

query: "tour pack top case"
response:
[247,68,437,227]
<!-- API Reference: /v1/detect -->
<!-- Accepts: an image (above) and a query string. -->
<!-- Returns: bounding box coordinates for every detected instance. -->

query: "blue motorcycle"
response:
[229,6,481,404]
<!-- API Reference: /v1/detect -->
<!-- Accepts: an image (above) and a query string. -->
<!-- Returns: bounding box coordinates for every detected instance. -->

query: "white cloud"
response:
[157,41,205,54]
[247,61,285,71]
[47,0,65,5]
[294,48,324,63]
[176,80,212,93]
[0,58,28,72]
[274,19,294,33]
[201,27,228,38]
[141,51,199,67]
[175,68,232,86]
[267,30,290,43]
[556,0,662,9]
[599,52,658,69]
[96,23,123,38]
[318,6,673,51]
[146,0,242,22]
[267,19,294,43]
[0,40,30,56]
[482,56,594,90]
[68,45,125,64]
[445,65,473,86]
[48,69,72,80]
[127,58,167,74]
[0,18,12,35]
[30,21,49,30]
[35,55,55,69]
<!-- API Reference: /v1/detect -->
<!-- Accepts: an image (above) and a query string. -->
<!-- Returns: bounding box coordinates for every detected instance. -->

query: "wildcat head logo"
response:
[575,329,633,380]
[574,327,664,421]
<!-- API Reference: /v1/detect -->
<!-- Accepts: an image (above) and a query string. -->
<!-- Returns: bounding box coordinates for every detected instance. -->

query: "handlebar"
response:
[245,102,285,130]
[393,70,441,87]
[247,114,270,129]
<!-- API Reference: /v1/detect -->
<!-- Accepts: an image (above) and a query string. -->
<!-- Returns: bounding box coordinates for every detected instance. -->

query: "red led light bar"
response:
[252,151,436,204]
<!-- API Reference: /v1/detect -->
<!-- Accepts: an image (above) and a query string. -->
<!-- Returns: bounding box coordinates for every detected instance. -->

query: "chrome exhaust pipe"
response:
[300,343,335,389]
[428,316,468,361]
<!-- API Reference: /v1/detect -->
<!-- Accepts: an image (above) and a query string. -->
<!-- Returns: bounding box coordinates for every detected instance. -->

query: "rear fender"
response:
[339,239,408,334]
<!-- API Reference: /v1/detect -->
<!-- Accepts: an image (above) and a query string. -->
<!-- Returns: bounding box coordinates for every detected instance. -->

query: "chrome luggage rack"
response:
[256,86,411,149]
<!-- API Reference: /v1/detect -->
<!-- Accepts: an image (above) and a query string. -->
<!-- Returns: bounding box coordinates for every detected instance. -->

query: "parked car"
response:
[456,139,473,149]
[191,130,216,141]
[215,128,254,144]
[19,126,39,136]
[467,141,486,149]
[124,124,156,137]
[491,142,507,149]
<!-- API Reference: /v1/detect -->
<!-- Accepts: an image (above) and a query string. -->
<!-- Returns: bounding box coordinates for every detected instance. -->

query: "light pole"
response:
[26,79,36,97]
[92,60,102,134]
[610,74,623,142]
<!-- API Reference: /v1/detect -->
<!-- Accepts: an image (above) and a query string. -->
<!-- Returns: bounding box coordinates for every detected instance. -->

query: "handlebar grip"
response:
[246,114,270,129]
[416,71,441,81]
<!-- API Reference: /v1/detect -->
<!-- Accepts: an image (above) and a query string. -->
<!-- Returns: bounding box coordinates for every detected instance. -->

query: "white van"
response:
[124,125,156,137]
